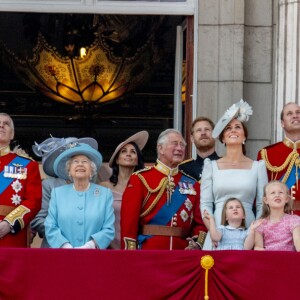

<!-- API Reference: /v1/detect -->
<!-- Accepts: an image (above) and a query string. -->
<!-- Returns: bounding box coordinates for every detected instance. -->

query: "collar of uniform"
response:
[283,137,300,150]
[155,159,178,176]
[0,145,11,156]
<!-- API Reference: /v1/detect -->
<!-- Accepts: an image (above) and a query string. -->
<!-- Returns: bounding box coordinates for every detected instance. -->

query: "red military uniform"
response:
[0,146,42,247]
[121,160,207,250]
[257,138,300,215]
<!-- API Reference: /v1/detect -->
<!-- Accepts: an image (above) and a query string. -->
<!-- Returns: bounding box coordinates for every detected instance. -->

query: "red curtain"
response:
[0,249,298,299]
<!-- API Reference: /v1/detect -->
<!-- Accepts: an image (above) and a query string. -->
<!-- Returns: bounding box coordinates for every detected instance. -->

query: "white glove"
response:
[76,240,96,249]
[61,242,73,249]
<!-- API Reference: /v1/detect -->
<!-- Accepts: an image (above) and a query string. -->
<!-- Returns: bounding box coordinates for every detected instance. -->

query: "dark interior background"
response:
[0,12,184,162]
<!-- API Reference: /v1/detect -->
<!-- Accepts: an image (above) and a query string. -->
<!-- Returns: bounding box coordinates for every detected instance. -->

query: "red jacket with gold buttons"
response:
[0,148,42,247]
[257,138,300,216]
[121,160,206,250]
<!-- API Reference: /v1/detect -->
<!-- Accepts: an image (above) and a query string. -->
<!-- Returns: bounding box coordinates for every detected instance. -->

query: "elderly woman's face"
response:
[69,154,92,180]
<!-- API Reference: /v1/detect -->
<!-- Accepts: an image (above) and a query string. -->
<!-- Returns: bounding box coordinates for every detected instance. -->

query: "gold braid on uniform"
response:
[137,174,168,218]
[260,149,300,183]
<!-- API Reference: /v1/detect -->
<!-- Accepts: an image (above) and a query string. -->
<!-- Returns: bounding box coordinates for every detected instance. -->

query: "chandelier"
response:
[0,14,165,109]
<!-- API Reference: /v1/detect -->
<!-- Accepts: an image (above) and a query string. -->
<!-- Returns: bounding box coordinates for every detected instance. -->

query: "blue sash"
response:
[280,165,297,189]
[138,174,195,247]
[0,156,30,194]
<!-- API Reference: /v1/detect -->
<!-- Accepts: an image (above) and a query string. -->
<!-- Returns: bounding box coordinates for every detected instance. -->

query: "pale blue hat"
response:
[212,99,253,139]
[32,136,98,177]
[53,143,103,180]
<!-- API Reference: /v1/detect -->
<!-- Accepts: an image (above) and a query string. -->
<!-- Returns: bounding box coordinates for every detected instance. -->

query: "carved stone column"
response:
[275,0,300,141]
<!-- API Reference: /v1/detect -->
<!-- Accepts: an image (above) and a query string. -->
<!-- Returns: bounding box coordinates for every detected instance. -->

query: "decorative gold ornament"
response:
[200,255,214,300]
[201,254,214,270]
[261,149,299,184]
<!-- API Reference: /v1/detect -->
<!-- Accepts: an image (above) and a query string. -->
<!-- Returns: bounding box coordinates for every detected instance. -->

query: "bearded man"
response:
[179,116,219,181]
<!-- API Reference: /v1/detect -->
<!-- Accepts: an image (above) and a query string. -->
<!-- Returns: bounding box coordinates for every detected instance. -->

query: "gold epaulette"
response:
[179,158,193,165]
[179,169,198,182]
[12,146,34,161]
[133,166,152,175]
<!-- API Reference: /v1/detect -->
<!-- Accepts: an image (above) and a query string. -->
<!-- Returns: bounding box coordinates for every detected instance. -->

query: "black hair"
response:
[109,141,145,186]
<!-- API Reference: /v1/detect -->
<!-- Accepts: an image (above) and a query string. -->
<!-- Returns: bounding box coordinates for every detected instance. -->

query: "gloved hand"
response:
[61,242,73,249]
[185,237,201,250]
[76,240,96,249]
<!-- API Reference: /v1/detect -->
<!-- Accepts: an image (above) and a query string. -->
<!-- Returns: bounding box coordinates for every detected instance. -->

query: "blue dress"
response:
[200,158,268,250]
[45,183,115,249]
[216,225,249,250]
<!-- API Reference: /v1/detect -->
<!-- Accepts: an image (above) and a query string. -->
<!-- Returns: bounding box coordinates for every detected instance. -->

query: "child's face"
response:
[264,183,289,208]
[225,200,245,222]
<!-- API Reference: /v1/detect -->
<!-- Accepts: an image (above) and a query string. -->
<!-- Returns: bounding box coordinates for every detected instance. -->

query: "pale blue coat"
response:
[45,183,115,249]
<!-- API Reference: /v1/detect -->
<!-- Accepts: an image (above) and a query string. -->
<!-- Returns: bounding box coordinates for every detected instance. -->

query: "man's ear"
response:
[157,144,163,155]
[281,119,285,129]
[190,134,195,144]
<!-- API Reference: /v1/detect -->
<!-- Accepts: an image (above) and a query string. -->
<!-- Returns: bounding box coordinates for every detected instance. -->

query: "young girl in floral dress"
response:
[255,180,300,251]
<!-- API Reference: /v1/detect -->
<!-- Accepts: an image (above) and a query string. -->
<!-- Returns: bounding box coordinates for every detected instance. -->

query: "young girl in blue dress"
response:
[203,198,262,250]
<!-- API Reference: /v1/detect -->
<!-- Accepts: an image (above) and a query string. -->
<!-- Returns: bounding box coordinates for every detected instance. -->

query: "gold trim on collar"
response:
[283,137,300,150]
[0,145,11,156]
[155,159,178,176]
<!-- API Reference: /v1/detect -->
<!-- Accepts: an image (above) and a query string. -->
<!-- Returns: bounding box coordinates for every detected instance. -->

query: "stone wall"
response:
[197,0,275,159]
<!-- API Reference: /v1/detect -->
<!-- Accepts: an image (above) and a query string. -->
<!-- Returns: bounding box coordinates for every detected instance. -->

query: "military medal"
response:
[179,181,188,194]
[178,182,184,194]
[179,181,196,195]
[188,182,196,195]
[4,164,27,179]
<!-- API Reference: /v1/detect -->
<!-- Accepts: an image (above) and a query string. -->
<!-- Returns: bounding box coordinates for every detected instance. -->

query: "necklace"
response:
[73,182,90,192]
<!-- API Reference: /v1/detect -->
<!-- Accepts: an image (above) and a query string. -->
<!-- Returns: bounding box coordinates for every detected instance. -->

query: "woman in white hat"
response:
[100,131,149,249]
[45,143,115,249]
[200,99,268,250]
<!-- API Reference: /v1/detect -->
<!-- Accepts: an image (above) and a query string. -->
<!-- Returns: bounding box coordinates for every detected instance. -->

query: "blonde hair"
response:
[261,180,292,218]
[221,198,246,228]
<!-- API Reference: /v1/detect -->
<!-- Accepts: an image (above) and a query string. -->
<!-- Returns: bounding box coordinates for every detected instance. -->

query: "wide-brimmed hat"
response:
[212,99,253,139]
[32,136,98,177]
[97,163,113,183]
[108,131,149,168]
[53,143,103,180]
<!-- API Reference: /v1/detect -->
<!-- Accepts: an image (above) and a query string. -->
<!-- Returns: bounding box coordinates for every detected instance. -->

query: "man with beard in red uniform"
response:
[257,102,300,216]
[0,113,41,247]
[121,129,207,250]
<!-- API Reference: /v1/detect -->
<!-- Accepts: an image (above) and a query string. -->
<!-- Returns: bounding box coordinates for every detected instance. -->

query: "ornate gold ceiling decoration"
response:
[0,15,165,108]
